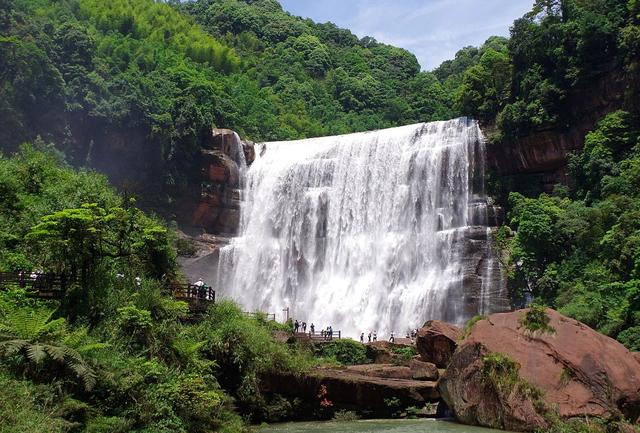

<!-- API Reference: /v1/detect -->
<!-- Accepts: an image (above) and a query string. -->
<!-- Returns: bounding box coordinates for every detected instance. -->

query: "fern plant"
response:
[0,306,100,390]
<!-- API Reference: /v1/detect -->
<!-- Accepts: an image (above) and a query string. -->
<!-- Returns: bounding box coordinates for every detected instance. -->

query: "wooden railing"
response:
[0,273,217,311]
[244,311,276,321]
[0,272,72,299]
[296,330,341,341]
[169,283,216,303]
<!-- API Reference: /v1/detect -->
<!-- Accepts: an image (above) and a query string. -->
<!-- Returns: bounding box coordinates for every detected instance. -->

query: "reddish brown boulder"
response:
[262,367,439,416]
[416,320,462,368]
[439,308,640,431]
[345,364,413,380]
[633,352,640,365]
[409,358,439,381]
[440,342,548,431]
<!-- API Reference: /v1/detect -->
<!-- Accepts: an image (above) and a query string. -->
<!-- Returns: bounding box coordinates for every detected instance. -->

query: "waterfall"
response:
[216,118,506,337]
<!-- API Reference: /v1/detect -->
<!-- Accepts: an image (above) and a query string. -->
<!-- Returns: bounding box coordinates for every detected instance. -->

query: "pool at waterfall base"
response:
[258,419,508,433]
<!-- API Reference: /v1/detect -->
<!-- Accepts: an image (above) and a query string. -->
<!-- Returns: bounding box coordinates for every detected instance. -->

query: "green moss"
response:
[461,315,487,339]
[391,345,418,362]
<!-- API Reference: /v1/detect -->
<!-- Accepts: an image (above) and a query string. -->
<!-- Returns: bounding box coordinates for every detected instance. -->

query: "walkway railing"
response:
[244,311,276,321]
[296,330,341,341]
[0,272,216,311]
[0,272,71,299]
[168,283,216,312]
[169,283,216,302]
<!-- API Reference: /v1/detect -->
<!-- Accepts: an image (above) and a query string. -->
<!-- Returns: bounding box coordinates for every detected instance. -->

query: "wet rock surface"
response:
[439,309,640,431]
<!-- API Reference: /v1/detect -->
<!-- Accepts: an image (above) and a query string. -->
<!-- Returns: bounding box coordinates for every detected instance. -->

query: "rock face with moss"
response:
[416,320,462,368]
[439,308,640,431]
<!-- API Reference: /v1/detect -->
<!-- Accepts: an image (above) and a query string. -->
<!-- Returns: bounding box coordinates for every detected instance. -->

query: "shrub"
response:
[391,345,417,363]
[316,339,367,365]
[519,304,556,336]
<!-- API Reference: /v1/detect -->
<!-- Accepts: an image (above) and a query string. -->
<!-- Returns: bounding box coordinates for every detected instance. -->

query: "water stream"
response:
[216,118,505,336]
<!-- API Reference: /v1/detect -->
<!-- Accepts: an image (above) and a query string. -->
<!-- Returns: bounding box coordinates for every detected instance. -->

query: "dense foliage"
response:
[505,111,640,349]
[0,0,459,207]
[436,0,638,140]
[2,0,640,430]
[0,148,315,432]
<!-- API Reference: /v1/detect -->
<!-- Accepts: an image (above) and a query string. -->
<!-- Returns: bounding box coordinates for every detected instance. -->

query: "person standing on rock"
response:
[368,332,372,343]
[310,323,315,335]
[389,332,394,343]
[294,320,299,333]
[360,332,364,343]
[302,322,307,332]
[373,331,377,341]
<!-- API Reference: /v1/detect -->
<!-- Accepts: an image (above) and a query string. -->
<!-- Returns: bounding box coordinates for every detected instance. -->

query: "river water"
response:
[259,419,506,433]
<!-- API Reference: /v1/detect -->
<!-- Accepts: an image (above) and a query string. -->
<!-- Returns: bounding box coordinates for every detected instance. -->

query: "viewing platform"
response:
[0,271,70,299]
[294,330,342,342]
[0,272,217,313]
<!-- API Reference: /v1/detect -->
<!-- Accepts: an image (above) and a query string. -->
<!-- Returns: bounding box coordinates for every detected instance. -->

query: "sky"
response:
[278,0,533,71]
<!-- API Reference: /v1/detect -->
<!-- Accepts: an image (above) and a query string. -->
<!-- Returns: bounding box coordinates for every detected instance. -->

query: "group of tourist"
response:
[359,331,378,343]
[294,320,338,339]
[294,319,308,333]
[358,329,419,344]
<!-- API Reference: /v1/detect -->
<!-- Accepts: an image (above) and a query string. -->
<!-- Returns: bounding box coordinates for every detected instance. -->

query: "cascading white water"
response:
[217,118,500,337]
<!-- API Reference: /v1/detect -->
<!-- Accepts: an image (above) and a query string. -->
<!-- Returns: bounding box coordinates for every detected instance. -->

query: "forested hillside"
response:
[1,0,458,208]
[1,0,640,431]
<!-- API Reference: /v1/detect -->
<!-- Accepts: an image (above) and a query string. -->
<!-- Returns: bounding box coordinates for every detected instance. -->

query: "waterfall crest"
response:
[216,118,508,336]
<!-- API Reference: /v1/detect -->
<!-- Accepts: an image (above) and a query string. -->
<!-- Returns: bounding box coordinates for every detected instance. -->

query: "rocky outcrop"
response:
[344,364,413,380]
[341,361,439,382]
[409,359,439,381]
[487,69,627,191]
[440,342,548,431]
[178,128,255,235]
[263,367,439,416]
[439,309,640,431]
[416,321,462,368]
[449,225,511,321]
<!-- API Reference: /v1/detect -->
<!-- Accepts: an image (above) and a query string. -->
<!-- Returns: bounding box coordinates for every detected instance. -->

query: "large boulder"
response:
[409,358,439,381]
[262,367,439,416]
[439,309,640,431]
[440,342,548,431]
[345,364,413,380]
[416,320,462,368]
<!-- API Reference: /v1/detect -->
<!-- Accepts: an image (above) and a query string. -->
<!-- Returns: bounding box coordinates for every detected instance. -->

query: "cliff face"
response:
[486,70,628,191]
[176,129,255,235]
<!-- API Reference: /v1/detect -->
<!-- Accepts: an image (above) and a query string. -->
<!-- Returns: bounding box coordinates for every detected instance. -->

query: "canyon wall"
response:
[486,70,628,191]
